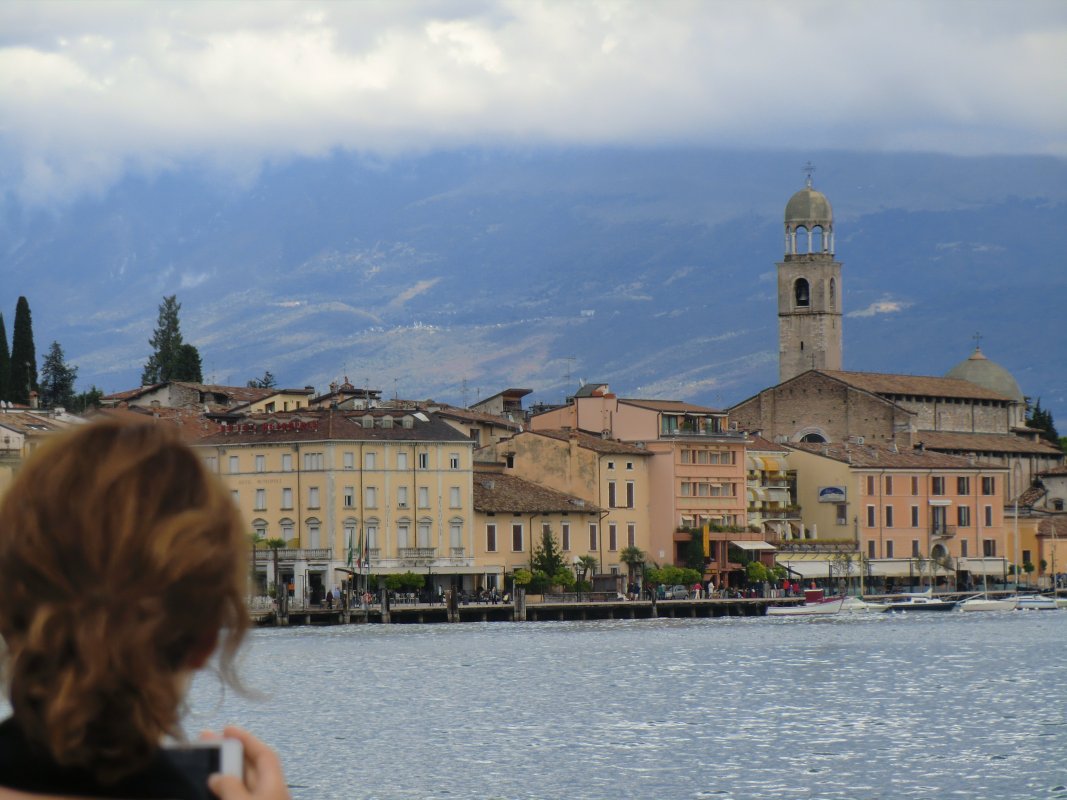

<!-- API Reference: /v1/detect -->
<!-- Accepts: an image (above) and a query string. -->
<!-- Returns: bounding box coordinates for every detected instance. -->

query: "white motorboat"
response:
[767,596,845,616]
[883,594,957,612]
[1014,594,1058,611]
[839,596,889,613]
[959,594,1016,612]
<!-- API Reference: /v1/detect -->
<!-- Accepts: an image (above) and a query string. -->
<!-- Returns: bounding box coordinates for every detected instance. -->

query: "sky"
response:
[1,0,1066,206]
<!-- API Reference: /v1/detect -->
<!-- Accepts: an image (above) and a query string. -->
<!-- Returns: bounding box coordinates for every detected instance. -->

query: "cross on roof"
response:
[802,161,816,188]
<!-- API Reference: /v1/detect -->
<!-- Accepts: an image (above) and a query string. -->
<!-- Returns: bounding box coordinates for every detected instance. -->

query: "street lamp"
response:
[573,556,583,603]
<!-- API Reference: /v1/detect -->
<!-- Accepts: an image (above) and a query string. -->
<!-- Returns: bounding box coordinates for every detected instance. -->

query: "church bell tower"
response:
[777,168,842,382]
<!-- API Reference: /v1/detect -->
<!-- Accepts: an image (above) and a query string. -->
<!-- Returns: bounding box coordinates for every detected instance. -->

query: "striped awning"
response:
[760,457,784,473]
[747,486,767,503]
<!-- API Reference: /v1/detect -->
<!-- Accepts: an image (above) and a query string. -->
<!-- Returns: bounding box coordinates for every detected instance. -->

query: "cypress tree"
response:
[142,295,201,384]
[9,296,37,406]
[0,313,10,403]
[39,340,79,410]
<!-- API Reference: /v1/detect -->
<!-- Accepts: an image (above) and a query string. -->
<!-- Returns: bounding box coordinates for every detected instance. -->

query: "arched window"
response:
[795,278,810,308]
[829,277,836,309]
[799,432,826,443]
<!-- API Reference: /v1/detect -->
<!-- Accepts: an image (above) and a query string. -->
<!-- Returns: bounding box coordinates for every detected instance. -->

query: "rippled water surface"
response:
[187,612,1067,799]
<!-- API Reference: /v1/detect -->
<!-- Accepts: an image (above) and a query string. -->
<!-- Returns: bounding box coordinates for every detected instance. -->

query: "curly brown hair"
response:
[0,419,249,784]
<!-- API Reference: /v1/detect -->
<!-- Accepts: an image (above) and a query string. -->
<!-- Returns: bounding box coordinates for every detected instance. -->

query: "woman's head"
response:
[0,418,249,781]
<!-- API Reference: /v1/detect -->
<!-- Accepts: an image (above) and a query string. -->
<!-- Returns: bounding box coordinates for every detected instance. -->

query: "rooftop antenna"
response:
[393,378,399,401]
[460,377,470,408]
[802,161,816,188]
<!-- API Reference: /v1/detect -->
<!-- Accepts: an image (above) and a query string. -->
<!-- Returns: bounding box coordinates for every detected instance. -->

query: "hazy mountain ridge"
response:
[1,148,1065,419]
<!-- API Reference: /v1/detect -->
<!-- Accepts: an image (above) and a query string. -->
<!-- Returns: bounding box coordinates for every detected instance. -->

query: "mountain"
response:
[2,148,1065,421]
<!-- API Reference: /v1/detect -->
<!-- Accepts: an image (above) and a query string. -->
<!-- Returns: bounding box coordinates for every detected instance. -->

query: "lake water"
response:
[183,610,1067,800]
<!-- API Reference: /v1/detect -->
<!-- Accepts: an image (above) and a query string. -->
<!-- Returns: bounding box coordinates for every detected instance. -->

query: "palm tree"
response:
[265,537,286,600]
[620,546,646,593]
[577,554,598,592]
[250,532,265,595]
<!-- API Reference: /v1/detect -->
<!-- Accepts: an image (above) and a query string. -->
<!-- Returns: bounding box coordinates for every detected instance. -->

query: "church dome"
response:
[785,186,833,226]
[946,348,1024,402]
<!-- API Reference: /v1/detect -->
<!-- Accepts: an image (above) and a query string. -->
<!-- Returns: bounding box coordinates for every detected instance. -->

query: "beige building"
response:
[0,410,74,496]
[472,462,603,592]
[475,428,653,575]
[528,384,748,570]
[782,441,1011,589]
[745,435,798,539]
[193,408,477,602]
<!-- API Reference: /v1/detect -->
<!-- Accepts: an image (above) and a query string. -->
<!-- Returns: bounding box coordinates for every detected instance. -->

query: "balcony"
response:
[930,526,957,539]
[399,547,437,565]
[253,547,333,562]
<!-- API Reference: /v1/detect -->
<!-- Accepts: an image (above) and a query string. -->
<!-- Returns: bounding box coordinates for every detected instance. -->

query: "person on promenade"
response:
[0,420,289,800]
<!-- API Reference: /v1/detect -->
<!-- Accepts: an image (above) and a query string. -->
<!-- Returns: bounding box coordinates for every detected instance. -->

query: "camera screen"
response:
[168,745,222,781]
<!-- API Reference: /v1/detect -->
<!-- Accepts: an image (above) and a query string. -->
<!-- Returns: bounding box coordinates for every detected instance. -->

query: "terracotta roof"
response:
[421,402,522,429]
[916,430,1065,457]
[1038,465,1067,477]
[789,441,1005,470]
[745,434,787,453]
[0,412,69,435]
[1016,485,1046,506]
[196,409,472,445]
[620,398,723,414]
[530,429,651,456]
[102,382,277,407]
[87,406,222,441]
[1038,516,1067,539]
[473,472,601,514]
[819,370,1011,402]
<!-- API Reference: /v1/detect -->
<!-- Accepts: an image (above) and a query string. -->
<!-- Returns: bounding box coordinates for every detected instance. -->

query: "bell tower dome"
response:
[777,165,843,382]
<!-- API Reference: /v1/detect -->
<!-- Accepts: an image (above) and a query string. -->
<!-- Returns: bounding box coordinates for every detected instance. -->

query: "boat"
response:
[1014,594,1058,611]
[839,595,889,613]
[767,589,846,616]
[883,594,957,612]
[959,593,1016,612]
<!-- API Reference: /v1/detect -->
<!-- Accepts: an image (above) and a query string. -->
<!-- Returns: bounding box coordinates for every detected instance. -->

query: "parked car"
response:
[664,585,690,600]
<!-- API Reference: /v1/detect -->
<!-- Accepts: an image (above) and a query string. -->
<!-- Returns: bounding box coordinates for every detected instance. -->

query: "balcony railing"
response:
[930,526,957,538]
[253,547,333,562]
[450,547,466,559]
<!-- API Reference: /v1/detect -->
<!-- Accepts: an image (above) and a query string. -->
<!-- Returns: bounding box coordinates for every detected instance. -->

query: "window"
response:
[281,488,293,510]
[254,488,266,511]
[626,482,635,509]
[886,540,894,558]
[608,524,617,552]
[450,523,462,549]
[1055,500,1065,512]
[303,452,323,470]
[343,486,354,508]
[418,452,429,469]
[866,476,875,496]
[957,476,970,495]
[911,505,920,527]
[308,487,320,508]
[626,462,634,470]
[364,452,376,470]
[794,277,810,307]
[562,522,571,551]
[868,540,876,559]
[255,455,266,473]
[1023,549,1032,566]
[984,505,993,526]
[343,452,354,470]
[957,506,971,527]
[627,523,636,548]
[542,522,552,539]
[884,476,893,496]
[912,540,920,557]
[607,461,615,470]
[866,506,876,527]
[366,524,378,550]
[417,523,431,548]
[282,453,292,472]
[365,487,378,508]
[911,476,919,496]
[608,481,617,508]
[835,504,847,525]
[397,451,408,470]
[449,487,461,508]
[961,539,969,557]
[588,523,598,551]
[307,520,320,549]
[449,453,460,469]
[397,524,410,549]
[931,476,945,496]
[397,486,408,508]
[486,524,497,552]
[229,455,239,473]
[982,476,996,496]
[983,539,996,557]
[418,487,429,508]
[511,524,523,552]
[281,520,294,542]
[205,456,218,472]
[885,506,894,528]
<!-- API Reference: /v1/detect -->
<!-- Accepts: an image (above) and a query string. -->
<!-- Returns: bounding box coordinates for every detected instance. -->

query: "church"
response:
[728,174,1063,502]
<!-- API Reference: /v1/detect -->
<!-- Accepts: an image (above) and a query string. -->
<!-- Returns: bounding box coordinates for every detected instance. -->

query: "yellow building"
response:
[472,463,604,593]
[783,441,1011,590]
[475,428,653,576]
[193,408,476,603]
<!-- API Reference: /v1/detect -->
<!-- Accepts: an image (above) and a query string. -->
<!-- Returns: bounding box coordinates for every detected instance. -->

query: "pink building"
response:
[530,384,749,570]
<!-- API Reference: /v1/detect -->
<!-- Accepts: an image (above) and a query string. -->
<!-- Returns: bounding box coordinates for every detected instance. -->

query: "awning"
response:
[730,540,776,551]
[957,557,1009,576]
[760,457,784,473]
[777,559,833,578]
[867,559,953,578]
[746,455,761,472]
[766,487,791,502]
[747,486,767,503]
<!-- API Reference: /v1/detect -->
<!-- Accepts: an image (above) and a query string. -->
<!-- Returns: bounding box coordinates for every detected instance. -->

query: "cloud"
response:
[1,0,1065,204]
[848,298,911,318]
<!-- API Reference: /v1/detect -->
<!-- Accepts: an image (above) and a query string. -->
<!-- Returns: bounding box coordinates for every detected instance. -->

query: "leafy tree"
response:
[9,296,37,405]
[141,295,203,384]
[532,529,568,577]
[70,386,104,413]
[682,529,707,572]
[746,561,770,584]
[248,371,278,389]
[38,341,78,409]
[0,313,9,402]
